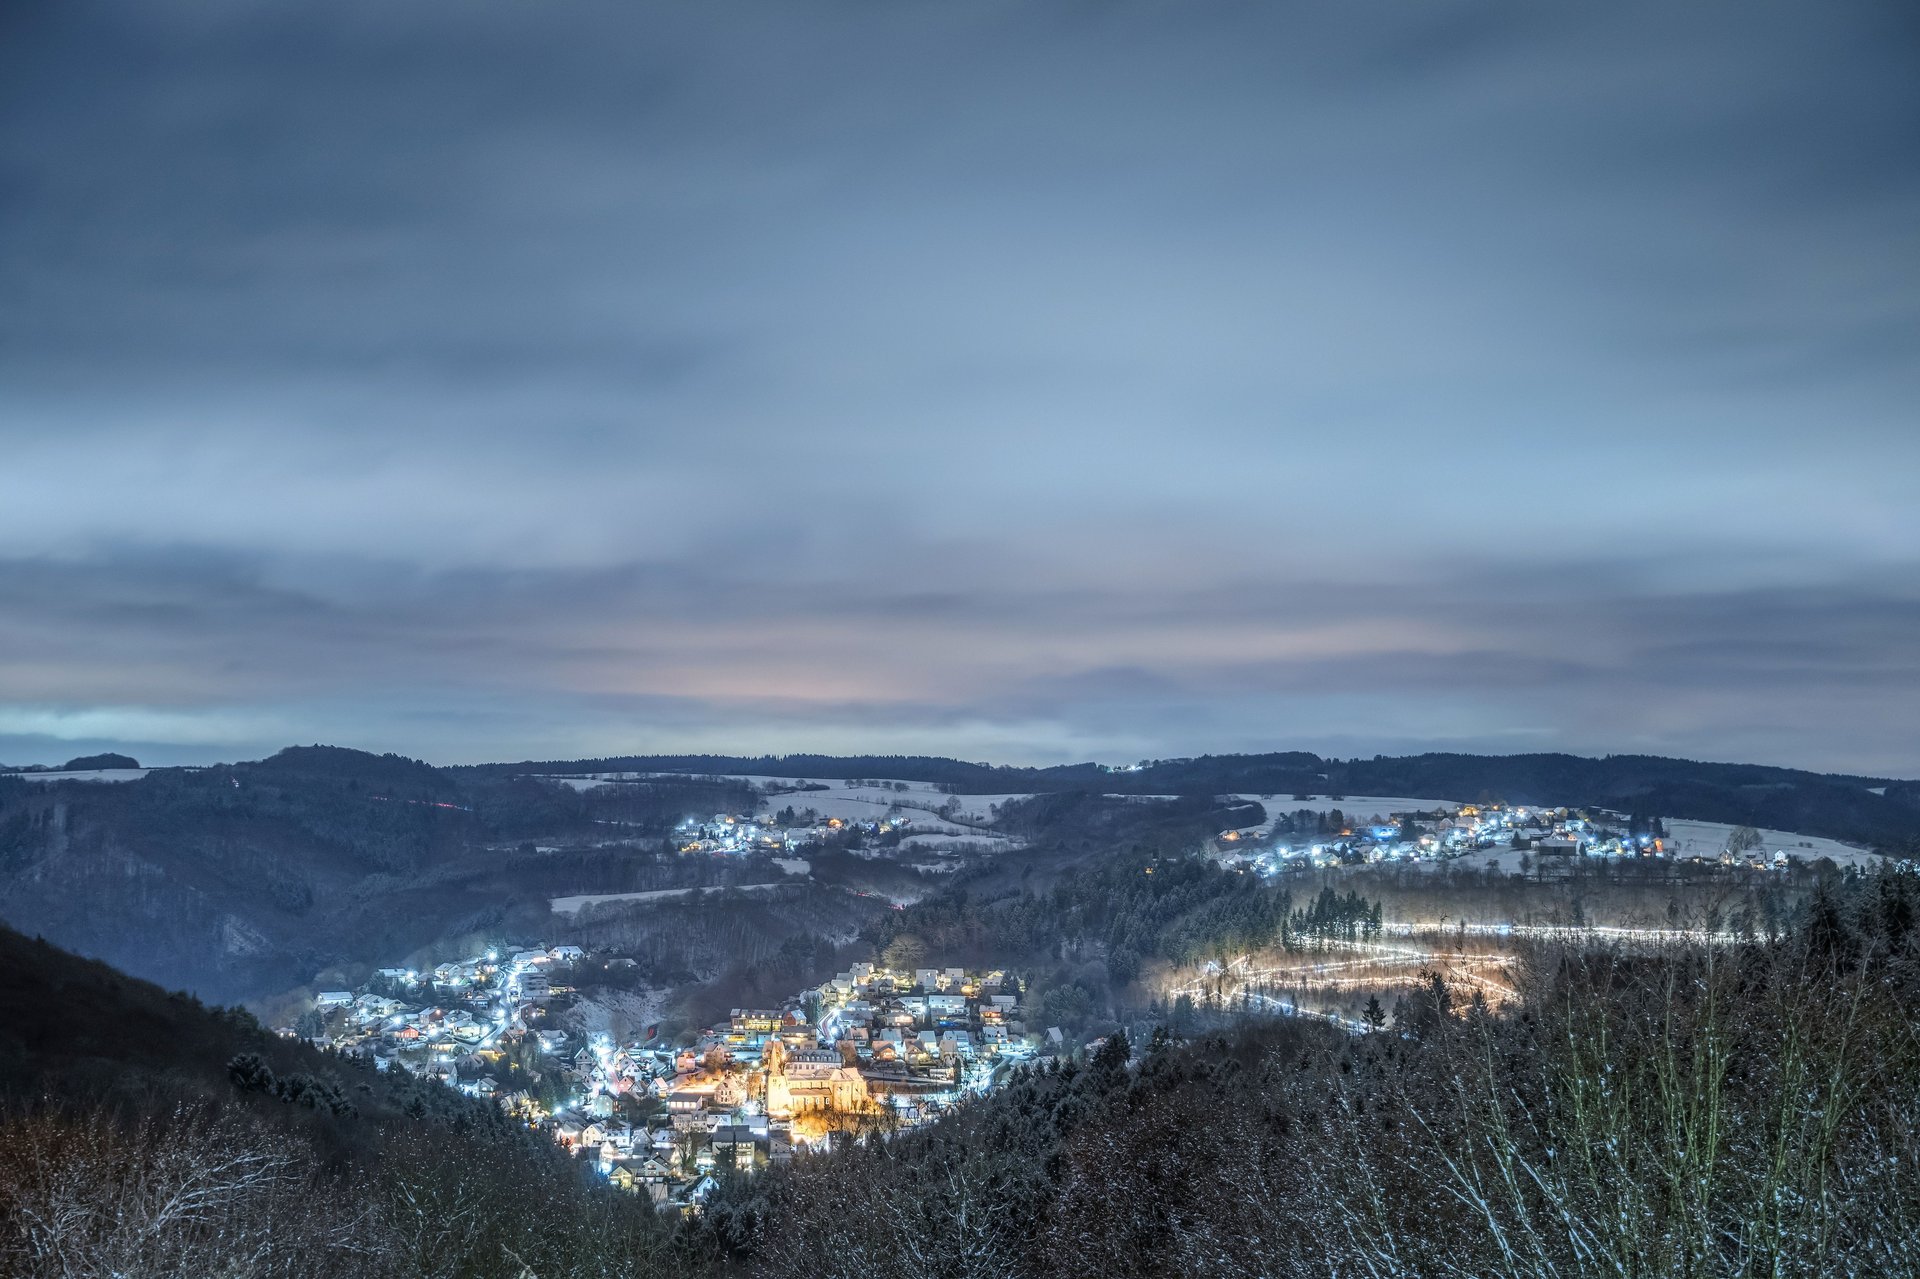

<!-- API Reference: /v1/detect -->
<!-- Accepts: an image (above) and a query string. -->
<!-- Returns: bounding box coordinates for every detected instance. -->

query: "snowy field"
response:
[734,776,1031,827]
[7,768,151,784]
[533,771,1031,826]
[1223,794,1464,837]
[898,832,1017,853]
[545,776,623,792]
[549,882,785,915]
[1661,819,1881,868]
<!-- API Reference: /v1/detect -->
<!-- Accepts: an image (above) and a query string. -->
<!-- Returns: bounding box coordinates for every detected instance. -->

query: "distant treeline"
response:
[461,749,1920,850]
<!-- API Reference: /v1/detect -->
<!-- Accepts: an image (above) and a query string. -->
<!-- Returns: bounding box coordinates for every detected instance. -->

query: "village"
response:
[1214,797,1876,875]
[293,950,1037,1212]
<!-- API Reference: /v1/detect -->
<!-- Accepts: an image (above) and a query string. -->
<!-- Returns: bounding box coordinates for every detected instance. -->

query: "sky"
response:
[2,1,1917,776]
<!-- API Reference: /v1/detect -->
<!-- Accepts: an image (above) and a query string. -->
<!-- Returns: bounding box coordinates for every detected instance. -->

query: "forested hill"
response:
[0,924,674,1278]
[464,749,1920,851]
[0,921,424,1117]
[0,746,764,1002]
[688,874,1920,1279]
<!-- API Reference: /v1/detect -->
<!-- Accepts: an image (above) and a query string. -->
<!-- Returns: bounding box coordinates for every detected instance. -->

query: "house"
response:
[667,1090,709,1127]
[675,1175,718,1211]
[315,991,354,1009]
[711,1125,760,1170]
[548,945,585,963]
[730,1009,782,1034]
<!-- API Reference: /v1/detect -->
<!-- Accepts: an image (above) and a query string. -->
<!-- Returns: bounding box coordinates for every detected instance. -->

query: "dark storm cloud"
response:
[2,1,1916,772]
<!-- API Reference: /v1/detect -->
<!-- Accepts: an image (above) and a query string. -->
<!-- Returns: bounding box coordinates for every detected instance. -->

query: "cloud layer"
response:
[3,1,1917,772]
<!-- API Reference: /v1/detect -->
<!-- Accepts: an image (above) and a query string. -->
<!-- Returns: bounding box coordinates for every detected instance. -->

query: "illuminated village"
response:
[297,952,1032,1211]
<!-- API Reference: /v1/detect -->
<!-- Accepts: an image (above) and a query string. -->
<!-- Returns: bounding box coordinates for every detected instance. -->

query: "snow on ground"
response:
[1224,794,1463,836]
[718,775,1030,827]
[898,832,1015,852]
[772,857,810,876]
[549,883,785,914]
[1661,819,1881,868]
[532,772,1030,827]
[766,791,934,822]
[563,986,669,1045]
[940,794,1034,823]
[547,776,617,792]
[8,769,151,784]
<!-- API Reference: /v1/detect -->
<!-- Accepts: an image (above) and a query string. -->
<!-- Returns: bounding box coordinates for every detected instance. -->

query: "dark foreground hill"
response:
[0,922,673,1279]
[689,874,1920,1279]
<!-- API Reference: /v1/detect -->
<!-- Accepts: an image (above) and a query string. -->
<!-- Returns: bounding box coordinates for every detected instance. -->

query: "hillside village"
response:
[267,774,1897,1218]
[294,948,1035,1211]
[1211,796,1885,875]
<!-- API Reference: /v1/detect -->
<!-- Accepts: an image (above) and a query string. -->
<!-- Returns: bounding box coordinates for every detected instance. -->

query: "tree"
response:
[227,1052,276,1093]
[1728,825,1764,856]
[1361,995,1386,1032]
[881,933,928,973]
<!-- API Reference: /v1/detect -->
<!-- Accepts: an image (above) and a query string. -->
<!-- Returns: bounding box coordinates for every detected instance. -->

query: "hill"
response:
[471,748,1920,850]
[3,742,1914,1007]
[0,922,673,1279]
[691,873,1920,1279]
[0,747,760,1002]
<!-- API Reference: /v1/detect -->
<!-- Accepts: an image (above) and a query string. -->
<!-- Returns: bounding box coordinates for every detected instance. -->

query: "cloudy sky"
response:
[2,1,1916,774]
